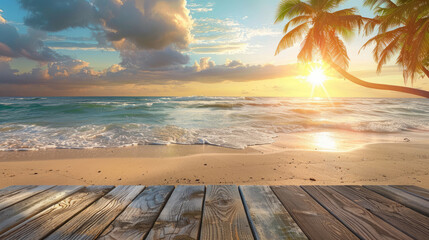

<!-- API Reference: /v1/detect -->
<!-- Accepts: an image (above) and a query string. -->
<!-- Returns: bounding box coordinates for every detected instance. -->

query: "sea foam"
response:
[0,96,428,151]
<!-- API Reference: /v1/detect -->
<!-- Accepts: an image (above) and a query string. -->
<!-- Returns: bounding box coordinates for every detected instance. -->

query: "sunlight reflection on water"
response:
[312,132,337,151]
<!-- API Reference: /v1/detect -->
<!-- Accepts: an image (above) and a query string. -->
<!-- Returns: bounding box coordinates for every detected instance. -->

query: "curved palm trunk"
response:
[327,60,429,98]
[422,66,429,79]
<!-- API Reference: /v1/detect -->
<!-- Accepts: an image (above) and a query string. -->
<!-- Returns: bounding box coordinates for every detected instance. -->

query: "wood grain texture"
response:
[0,185,82,235]
[45,185,144,240]
[146,185,205,240]
[0,185,53,211]
[392,185,429,201]
[331,185,429,240]
[303,186,412,240]
[0,186,28,197]
[271,186,358,240]
[0,186,113,240]
[98,185,174,240]
[200,185,253,240]
[240,185,307,240]
[365,185,429,217]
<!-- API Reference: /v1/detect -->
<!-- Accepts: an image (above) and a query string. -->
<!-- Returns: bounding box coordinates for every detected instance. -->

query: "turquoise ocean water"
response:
[1,97,428,150]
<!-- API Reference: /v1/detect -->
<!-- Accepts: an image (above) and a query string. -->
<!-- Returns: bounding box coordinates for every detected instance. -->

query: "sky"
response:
[0,0,427,97]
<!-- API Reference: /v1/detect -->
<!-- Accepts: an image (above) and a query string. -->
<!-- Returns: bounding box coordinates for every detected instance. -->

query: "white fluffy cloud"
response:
[193,57,215,71]
[191,17,280,54]
[95,0,193,50]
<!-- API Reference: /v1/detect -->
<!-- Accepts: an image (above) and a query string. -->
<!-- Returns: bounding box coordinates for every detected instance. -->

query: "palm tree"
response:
[363,0,429,85]
[275,0,429,98]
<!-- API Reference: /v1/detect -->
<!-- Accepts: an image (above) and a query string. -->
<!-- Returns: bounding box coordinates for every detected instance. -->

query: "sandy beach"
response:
[1,132,428,188]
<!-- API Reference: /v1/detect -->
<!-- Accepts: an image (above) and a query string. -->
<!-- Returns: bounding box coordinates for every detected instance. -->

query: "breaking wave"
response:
[0,96,428,150]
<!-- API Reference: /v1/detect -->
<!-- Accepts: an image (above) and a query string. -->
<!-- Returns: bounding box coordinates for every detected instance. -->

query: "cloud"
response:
[193,57,215,71]
[0,9,6,23]
[45,41,115,51]
[120,47,190,69]
[0,61,18,81]
[225,59,244,68]
[20,0,193,51]
[191,43,248,54]
[191,7,212,12]
[17,0,193,70]
[0,57,299,94]
[191,18,280,54]
[19,0,98,31]
[47,59,98,78]
[95,0,192,50]
[188,2,214,12]
[0,22,69,62]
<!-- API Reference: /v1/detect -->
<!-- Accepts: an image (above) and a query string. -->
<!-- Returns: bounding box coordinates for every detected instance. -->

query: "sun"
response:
[305,64,331,99]
[307,67,327,86]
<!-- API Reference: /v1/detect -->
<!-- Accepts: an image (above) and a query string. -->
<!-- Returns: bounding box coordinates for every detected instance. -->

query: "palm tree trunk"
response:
[422,66,429,79]
[327,60,429,98]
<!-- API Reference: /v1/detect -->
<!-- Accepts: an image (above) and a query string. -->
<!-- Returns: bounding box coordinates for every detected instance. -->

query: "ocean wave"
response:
[290,109,321,115]
[0,123,276,151]
[1,97,429,151]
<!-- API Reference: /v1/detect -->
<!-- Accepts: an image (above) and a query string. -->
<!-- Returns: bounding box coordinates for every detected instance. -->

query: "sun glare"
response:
[313,132,337,151]
[307,67,327,86]
[305,64,332,99]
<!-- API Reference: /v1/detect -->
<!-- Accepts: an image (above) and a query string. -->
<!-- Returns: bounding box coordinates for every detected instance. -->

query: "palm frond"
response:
[297,27,315,62]
[275,0,314,23]
[364,0,397,9]
[282,15,311,33]
[327,30,349,68]
[376,34,402,73]
[275,22,310,55]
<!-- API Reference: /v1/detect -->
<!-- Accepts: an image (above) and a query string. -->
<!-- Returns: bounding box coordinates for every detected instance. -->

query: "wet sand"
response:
[1,132,428,188]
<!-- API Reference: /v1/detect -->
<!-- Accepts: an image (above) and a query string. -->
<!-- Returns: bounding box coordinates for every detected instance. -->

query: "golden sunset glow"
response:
[307,67,327,86]
[313,132,337,151]
[305,64,332,99]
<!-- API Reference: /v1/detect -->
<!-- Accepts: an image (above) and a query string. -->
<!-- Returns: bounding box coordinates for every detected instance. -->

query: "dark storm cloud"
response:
[0,23,69,62]
[19,0,99,31]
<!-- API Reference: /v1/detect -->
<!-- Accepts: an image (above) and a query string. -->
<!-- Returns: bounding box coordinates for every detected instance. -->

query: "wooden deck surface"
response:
[0,185,428,239]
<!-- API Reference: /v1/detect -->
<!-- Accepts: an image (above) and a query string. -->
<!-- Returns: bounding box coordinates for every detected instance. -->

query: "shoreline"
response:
[1,132,428,188]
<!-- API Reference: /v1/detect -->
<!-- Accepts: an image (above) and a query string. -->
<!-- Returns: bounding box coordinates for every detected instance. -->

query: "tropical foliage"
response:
[363,0,429,84]
[275,0,429,97]
[275,0,367,68]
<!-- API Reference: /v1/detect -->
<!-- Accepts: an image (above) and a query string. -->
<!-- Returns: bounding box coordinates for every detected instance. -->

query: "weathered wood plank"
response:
[200,185,253,240]
[0,185,82,235]
[0,186,28,197]
[45,185,144,240]
[98,185,174,240]
[271,186,358,240]
[240,185,307,240]
[146,185,205,240]
[392,185,429,201]
[0,185,53,211]
[331,185,429,240]
[303,186,413,240]
[365,185,429,217]
[0,186,113,240]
